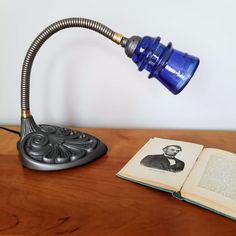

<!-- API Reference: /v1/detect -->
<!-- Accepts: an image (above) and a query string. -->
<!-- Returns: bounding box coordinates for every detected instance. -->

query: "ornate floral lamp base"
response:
[17,116,107,171]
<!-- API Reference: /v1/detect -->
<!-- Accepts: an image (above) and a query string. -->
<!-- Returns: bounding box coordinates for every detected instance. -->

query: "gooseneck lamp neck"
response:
[21,17,124,120]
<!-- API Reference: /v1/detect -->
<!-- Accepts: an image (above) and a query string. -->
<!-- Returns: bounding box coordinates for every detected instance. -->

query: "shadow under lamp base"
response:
[18,18,199,171]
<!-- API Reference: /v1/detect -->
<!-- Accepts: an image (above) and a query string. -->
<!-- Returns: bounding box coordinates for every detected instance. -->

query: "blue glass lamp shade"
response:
[132,36,199,94]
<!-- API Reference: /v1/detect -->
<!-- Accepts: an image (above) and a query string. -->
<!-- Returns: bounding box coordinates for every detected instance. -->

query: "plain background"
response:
[0,0,235,130]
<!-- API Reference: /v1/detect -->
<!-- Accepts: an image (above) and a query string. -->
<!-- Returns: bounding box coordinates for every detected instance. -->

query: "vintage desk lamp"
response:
[18,18,199,171]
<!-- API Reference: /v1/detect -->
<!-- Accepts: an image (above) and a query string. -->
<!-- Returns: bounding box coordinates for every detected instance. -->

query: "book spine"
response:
[172,192,184,200]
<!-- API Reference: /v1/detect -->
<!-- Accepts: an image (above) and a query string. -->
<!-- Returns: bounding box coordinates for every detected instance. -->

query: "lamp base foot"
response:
[17,122,107,171]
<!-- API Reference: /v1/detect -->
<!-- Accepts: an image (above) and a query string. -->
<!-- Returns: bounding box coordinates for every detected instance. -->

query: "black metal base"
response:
[18,119,107,171]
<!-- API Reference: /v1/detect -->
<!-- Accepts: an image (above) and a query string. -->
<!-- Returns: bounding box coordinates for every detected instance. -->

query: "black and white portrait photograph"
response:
[140,145,185,173]
[117,137,204,191]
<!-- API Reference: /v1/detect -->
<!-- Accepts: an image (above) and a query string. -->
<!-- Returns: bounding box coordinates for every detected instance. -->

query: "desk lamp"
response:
[18,18,199,171]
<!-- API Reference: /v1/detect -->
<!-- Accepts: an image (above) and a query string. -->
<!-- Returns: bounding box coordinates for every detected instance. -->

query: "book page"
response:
[181,148,236,217]
[117,137,203,192]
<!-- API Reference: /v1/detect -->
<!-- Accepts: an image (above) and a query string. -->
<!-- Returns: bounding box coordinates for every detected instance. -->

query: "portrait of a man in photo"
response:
[140,145,185,173]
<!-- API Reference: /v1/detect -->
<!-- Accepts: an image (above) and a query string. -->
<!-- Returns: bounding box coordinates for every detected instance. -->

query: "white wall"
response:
[0,0,236,130]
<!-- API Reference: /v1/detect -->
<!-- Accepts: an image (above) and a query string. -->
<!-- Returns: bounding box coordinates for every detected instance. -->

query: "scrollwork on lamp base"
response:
[18,116,107,171]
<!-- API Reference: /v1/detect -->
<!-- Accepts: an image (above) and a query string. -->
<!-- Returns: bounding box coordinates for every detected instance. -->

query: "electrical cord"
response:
[0,126,20,136]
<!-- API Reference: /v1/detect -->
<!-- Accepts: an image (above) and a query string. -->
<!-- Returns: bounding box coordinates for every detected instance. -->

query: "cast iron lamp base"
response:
[18,116,107,171]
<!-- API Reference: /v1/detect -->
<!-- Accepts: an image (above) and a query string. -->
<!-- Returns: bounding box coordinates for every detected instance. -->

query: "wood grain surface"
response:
[0,127,236,235]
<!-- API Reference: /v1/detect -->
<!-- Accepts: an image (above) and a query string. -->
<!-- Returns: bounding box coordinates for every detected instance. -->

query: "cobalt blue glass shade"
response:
[132,36,200,94]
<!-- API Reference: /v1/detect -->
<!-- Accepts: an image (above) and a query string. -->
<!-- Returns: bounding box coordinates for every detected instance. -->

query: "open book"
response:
[117,137,236,220]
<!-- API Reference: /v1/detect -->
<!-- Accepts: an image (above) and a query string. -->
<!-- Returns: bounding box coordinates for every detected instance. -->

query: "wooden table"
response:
[0,127,236,235]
